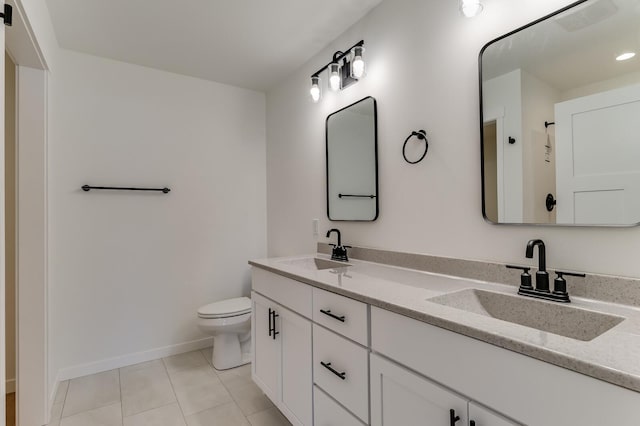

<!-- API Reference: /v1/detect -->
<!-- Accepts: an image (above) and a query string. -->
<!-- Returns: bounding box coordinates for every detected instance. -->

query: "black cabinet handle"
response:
[320,309,346,323]
[449,409,460,426]
[268,308,272,337]
[271,310,279,340]
[320,361,346,380]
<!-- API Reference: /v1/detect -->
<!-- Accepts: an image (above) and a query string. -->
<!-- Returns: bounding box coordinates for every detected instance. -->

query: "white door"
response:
[279,306,312,426]
[370,354,468,426]
[251,292,280,402]
[555,84,640,224]
[469,402,521,426]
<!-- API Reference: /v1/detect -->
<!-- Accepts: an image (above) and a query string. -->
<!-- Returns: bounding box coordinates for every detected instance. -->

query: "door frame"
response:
[4,0,49,425]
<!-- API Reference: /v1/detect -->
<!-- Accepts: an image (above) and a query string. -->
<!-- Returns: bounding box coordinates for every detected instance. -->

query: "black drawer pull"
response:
[268,308,272,337]
[271,310,279,340]
[320,361,346,380]
[449,409,460,426]
[320,309,346,322]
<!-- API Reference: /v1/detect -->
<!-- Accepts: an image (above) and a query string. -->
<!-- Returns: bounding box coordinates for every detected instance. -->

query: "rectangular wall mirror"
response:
[480,0,640,226]
[326,96,378,221]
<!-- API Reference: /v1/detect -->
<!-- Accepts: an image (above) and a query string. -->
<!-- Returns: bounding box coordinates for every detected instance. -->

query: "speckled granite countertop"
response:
[249,254,640,393]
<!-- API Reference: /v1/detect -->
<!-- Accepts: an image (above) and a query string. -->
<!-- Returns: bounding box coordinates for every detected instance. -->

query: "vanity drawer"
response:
[252,268,312,318]
[313,324,369,423]
[314,385,365,426]
[312,287,368,345]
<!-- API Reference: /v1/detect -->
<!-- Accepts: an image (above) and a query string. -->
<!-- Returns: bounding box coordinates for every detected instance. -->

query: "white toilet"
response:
[197,296,252,370]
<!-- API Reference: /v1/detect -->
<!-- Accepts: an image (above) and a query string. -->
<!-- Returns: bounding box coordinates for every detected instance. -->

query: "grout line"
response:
[160,356,188,423]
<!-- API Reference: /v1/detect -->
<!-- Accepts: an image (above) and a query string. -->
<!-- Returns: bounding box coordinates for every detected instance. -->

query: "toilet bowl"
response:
[197,297,252,370]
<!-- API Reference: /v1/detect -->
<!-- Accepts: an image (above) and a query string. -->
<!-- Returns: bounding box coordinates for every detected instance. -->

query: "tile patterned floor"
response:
[48,348,292,426]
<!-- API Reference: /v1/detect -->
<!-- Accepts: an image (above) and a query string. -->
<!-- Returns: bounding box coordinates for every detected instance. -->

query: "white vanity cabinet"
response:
[370,354,469,426]
[251,271,313,426]
[371,306,640,426]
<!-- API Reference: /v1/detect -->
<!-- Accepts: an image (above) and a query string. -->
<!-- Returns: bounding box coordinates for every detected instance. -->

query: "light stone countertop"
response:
[249,254,640,393]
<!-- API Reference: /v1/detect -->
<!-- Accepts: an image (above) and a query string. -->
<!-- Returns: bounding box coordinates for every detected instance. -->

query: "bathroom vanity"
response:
[250,253,640,426]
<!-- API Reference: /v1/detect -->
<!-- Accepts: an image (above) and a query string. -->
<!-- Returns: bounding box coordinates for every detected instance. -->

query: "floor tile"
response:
[62,370,121,418]
[199,348,212,366]
[50,402,64,421]
[123,402,186,426]
[215,364,252,390]
[171,368,233,416]
[55,380,70,405]
[185,401,250,426]
[60,403,122,426]
[120,360,176,417]
[227,381,273,416]
[247,407,292,426]
[163,351,209,373]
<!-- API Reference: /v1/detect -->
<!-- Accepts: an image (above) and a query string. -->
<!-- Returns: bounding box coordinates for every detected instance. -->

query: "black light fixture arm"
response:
[1,4,12,26]
[311,40,365,78]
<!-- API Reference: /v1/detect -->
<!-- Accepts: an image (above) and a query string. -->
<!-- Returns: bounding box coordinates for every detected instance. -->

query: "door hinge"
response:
[1,4,12,26]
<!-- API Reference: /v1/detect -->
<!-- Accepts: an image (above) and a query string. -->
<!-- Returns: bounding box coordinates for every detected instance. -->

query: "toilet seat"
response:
[198,296,251,319]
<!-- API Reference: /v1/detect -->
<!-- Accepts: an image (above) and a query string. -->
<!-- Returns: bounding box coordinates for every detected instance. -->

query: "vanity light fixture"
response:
[460,0,483,17]
[309,40,366,102]
[616,52,636,61]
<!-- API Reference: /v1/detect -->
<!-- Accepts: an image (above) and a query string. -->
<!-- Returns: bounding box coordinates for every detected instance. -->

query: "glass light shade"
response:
[310,76,321,102]
[460,0,483,17]
[328,63,341,91]
[351,46,365,79]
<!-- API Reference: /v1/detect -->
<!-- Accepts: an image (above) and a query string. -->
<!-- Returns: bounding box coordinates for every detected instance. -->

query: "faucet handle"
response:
[552,271,585,300]
[555,270,586,278]
[506,265,533,290]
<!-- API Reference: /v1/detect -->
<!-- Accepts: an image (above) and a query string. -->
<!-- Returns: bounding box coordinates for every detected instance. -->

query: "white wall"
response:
[266,0,640,279]
[48,49,267,379]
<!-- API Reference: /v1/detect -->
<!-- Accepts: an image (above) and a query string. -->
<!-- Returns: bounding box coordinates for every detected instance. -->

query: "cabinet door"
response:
[469,403,521,426]
[371,354,468,426]
[252,292,280,402]
[279,306,312,426]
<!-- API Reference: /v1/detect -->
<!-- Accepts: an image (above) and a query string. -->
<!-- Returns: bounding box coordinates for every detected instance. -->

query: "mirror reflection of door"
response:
[480,0,640,226]
[483,121,499,223]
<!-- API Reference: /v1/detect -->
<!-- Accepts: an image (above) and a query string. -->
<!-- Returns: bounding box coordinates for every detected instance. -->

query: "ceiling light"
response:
[616,52,636,61]
[310,76,321,103]
[460,0,483,17]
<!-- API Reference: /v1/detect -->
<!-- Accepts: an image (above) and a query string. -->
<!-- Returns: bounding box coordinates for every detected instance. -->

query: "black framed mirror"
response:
[480,0,640,226]
[326,96,379,221]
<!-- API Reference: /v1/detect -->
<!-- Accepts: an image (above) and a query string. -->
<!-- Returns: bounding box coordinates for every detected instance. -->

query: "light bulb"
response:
[328,63,341,91]
[351,46,365,79]
[616,52,636,61]
[460,0,483,17]
[310,76,321,102]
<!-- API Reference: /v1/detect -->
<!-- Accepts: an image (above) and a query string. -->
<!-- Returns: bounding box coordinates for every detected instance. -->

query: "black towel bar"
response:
[82,185,170,194]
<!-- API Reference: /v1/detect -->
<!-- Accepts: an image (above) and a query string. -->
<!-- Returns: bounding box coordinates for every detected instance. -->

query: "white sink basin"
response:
[279,257,351,271]
[427,289,625,341]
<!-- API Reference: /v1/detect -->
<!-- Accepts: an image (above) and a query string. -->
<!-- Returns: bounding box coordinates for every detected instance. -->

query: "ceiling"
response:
[482,0,640,93]
[45,0,382,91]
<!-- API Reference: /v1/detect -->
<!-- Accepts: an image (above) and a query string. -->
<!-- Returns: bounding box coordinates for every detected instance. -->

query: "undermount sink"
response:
[427,289,625,342]
[279,257,351,271]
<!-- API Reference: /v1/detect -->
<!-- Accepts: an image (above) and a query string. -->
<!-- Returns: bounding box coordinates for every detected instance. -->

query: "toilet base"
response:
[211,332,251,370]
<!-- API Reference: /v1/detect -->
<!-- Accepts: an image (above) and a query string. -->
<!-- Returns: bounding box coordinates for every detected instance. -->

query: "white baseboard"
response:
[56,337,213,382]
[6,378,15,394]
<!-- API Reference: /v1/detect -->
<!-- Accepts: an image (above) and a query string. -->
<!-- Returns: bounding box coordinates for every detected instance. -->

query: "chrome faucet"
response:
[326,229,350,262]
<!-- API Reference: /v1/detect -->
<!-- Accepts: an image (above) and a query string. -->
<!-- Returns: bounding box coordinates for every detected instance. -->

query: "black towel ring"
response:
[402,130,429,164]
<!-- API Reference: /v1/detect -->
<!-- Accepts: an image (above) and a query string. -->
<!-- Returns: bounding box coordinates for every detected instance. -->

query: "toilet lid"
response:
[198,297,251,318]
